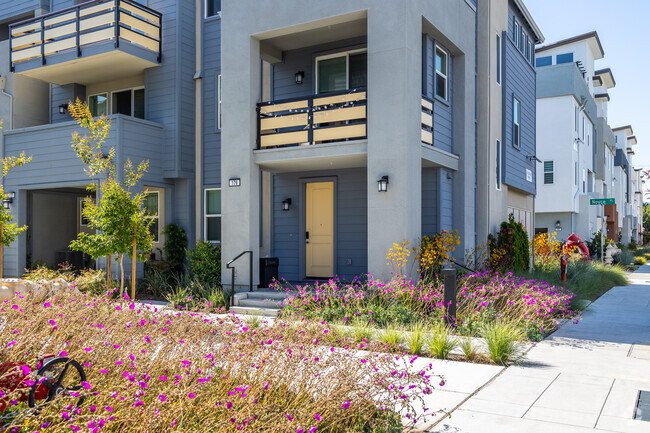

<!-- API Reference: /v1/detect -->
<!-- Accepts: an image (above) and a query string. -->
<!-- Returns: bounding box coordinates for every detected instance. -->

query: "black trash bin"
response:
[259,257,279,288]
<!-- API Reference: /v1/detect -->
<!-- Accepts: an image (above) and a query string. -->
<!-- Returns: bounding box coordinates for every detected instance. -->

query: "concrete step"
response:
[238,298,282,309]
[229,306,281,317]
[246,291,292,301]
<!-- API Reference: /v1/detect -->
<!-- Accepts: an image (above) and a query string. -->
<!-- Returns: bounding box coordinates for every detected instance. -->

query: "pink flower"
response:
[314,414,322,422]
[287,414,293,421]
[159,394,167,402]
[341,400,350,409]
[188,393,196,399]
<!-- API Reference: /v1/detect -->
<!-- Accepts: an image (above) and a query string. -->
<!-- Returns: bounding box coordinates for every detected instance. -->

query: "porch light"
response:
[58,104,68,114]
[294,71,304,85]
[555,220,562,231]
[2,192,15,210]
[282,198,292,211]
[377,176,389,192]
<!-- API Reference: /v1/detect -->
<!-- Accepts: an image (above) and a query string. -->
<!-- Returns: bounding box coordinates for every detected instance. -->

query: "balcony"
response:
[256,88,367,150]
[9,0,161,85]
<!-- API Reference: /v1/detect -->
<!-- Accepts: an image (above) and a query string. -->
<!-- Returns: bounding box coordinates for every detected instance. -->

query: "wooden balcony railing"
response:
[9,0,162,70]
[256,88,367,149]
[421,96,434,146]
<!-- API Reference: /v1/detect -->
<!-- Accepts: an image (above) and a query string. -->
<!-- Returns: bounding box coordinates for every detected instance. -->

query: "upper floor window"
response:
[556,53,574,64]
[543,161,554,184]
[574,106,579,132]
[582,116,586,140]
[524,35,529,59]
[89,93,108,117]
[496,34,501,85]
[435,46,448,100]
[519,27,525,51]
[536,56,552,67]
[206,0,221,17]
[316,50,367,94]
[513,21,519,46]
[513,96,521,148]
[496,139,502,189]
[527,40,533,64]
[112,88,145,119]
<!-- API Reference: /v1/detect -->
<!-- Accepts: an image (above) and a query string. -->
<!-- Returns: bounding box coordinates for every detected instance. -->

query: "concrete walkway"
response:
[427,265,650,433]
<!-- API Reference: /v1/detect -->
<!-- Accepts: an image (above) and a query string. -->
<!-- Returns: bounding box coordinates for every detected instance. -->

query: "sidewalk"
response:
[426,265,650,433]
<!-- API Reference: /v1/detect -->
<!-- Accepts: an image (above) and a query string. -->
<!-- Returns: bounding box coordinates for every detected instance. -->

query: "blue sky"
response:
[526,0,650,174]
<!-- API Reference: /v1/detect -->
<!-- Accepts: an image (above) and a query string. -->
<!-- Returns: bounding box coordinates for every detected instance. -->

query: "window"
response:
[536,56,552,67]
[435,46,448,100]
[205,189,221,243]
[582,169,586,193]
[316,50,367,94]
[112,88,145,119]
[556,53,574,64]
[79,199,90,226]
[143,192,159,242]
[513,97,520,148]
[513,21,519,46]
[217,74,222,130]
[496,139,502,189]
[582,116,586,140]
[575,106,579,132]
[543,161,554,184]
[206,0,221,17]
[88,93,108,117]
[527,40,533,63]
[524,35,529,59]
[575,162,578,185]
[496,34,501,85]
[519,27,524,51]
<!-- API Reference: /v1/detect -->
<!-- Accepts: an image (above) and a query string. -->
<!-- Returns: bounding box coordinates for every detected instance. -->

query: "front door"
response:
[305,182,334,278]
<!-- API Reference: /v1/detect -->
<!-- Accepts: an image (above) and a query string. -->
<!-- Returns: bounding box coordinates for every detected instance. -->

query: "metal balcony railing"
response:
[9,0,162,70]
[256,87,367,149]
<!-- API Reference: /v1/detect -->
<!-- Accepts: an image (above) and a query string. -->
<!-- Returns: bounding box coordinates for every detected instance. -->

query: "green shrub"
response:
[352,321,373,343]
[406,322,426,355]
[427,323,457,359]
[377,328,404,349]
[628,239,637,250]
[163,224,187,273]
[459,337,478,361]
[490,214,529,272]
[482,321,525,365]
[187,241,221,287]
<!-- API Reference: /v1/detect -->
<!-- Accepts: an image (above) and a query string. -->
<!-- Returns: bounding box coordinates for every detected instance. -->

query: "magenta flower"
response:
[341,400,350,409]
[314,414,322,422]
[159,394,167,402]
[188,393,196,399]
[287,414,293,421]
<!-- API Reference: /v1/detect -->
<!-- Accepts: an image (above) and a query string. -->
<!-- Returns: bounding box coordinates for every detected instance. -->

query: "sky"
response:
[525,0,650,174]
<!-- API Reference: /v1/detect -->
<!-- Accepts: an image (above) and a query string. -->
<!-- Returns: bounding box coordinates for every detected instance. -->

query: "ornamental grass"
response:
[0,290,440,432]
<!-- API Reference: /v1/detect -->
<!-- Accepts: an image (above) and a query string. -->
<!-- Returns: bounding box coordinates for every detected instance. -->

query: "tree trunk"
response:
[0,222,3,279]
[119,254,124,297]
[107,253,112,290]
[131,235,137,300]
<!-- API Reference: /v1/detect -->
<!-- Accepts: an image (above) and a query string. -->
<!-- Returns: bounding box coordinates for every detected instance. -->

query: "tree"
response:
[0,120,32,277]
[68,100,154,298]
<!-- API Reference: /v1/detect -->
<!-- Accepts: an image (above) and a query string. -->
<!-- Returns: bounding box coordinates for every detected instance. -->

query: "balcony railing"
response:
[256,88,367,149]
[421,96,434,146]
[9,0,162,70]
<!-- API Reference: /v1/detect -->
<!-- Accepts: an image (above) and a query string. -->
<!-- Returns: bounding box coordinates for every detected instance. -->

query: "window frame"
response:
[496,33,501,85]
[204,188,222,244]
[543,160,554,185]
[496,139,502,190]
[79,198,90,227]
[513,20,519,47]
[143,190,159,243]
[88,92,108,117]
[527,39,533,63]
[205,0,221,18]
[512,96,521,149]
[111,86,145,119]
[314,48,367,95]
[434,44,449,101]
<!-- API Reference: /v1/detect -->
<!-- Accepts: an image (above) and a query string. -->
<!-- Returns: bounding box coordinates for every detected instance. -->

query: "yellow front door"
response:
[306,181,334,278]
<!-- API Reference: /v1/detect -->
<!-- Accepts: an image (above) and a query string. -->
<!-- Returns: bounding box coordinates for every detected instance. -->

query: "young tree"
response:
[68,100,154,298]
[0,120,32,277]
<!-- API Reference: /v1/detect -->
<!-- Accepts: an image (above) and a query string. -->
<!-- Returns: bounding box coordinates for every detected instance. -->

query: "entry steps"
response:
[230,290,291,317]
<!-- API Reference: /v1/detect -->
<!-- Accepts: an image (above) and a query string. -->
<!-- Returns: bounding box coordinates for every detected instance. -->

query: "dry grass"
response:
[0,290,440,432]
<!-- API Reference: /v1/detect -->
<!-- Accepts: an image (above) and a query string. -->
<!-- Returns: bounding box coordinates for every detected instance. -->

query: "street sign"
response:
[590,198,615,205]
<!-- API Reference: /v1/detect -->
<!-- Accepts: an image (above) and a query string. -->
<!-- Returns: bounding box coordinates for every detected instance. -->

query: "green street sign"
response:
[590,198,615,205]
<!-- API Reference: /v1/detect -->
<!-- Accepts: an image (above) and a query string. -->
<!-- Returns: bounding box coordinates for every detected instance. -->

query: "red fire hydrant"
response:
[560,256,567,282]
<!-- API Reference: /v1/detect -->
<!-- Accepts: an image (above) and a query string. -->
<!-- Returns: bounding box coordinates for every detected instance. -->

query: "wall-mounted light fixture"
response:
[282,198,292,211]
[377,176,389,192]
[2,192,15,210]
[58,104,68,115]
[555,220,562,231]
[294,71,304,85]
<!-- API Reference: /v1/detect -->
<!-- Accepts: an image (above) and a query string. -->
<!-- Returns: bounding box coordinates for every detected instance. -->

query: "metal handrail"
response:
[448,259,476,274]
[226,251,253,308]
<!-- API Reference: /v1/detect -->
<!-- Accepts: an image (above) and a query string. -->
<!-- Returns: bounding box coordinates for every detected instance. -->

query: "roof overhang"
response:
[594,68,616,88]
[595,93,610,102]
[613,125,634,136]
[628,136,638,145]
[513,0,545,43]
[536,31,604,60]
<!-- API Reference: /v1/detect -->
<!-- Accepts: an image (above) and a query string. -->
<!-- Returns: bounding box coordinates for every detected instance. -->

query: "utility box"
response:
[259,257,279,289]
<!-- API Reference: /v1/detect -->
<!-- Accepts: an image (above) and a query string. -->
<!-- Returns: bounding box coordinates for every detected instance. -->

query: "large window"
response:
[316,50,367,94]
[513,97,521,148]
[543,161,554,184]
[112,88,145,119]
[205,189,221,243]
[143,191,159,242]
[496,139,502,189]
[496,34,501,85]
[435,46,448,100]
[88,93,108,117]
[206,0,221,17]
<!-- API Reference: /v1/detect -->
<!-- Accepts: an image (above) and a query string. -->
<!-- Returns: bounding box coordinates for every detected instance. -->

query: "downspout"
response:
[194,0,203,243]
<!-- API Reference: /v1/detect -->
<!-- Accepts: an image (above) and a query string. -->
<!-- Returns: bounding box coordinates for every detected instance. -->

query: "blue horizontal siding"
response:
[422,167,439,235]
[422,35,453,153]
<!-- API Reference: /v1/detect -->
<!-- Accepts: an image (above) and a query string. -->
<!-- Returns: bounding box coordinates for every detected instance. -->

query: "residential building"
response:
[476,0,543,244]
[0,0,201,277]
[221,0,477,285]
[534,32,603,241]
